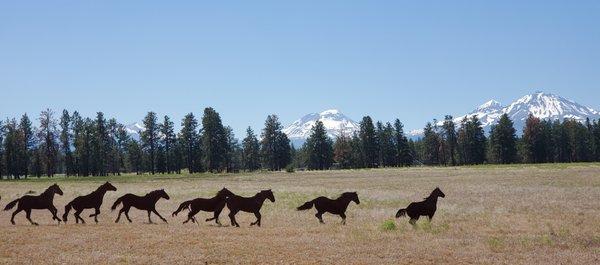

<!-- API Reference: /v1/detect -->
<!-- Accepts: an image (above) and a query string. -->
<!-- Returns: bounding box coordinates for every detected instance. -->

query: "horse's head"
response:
[261,189,275,203]
[433,187,445,198]
[344,192,360,205]
[102,182,118,192]
[51,184,64,196]
[217,187,234,198]
[158,189,170,200]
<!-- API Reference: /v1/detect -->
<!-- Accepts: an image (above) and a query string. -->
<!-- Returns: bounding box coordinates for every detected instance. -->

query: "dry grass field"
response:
[1,164,599,264]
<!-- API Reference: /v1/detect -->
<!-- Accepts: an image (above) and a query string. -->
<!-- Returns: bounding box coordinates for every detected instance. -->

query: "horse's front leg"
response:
[228,210,239,227]
[92,208,101,223]
[340,213,347,225]
[250,212,261,227]
[152,209,168,223]
[147,211,154,224]
[25,209,38,226]
[49,206,61,224]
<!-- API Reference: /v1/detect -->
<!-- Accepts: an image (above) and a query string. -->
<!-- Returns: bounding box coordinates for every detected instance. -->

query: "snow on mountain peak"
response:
[283,109,359,145]
[476,99,502,112]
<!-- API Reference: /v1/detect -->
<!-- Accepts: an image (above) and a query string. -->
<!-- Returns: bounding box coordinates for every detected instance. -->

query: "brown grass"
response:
[1,164,600,264]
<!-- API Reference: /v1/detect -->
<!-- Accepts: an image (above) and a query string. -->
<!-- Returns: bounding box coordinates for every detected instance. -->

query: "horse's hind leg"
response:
[185,209,200,224]
[10,207,23,225]
[25,209,38,226]
[212,208,223,225]
[49,205,61,223]
[409,218,418,226]
[315,211,325,224]
[115,209,123,223]
[124,208,133,223]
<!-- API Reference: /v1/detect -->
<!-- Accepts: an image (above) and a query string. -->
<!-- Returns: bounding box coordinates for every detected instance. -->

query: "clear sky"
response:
[1,1,599,137]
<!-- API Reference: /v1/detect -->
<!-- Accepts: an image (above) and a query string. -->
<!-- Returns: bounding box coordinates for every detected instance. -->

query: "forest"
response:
[1,108,600,179]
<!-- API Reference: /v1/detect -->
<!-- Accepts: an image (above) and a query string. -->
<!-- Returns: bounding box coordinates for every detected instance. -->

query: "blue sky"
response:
[1,1,599,137]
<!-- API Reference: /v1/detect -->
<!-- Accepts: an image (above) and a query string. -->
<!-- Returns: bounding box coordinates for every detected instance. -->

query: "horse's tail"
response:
[4,198,20,211]
[172,200,192,217]
[297,199,315,211]
[62,201,73,222]
[111,196,125,211]
[395,208,406,218]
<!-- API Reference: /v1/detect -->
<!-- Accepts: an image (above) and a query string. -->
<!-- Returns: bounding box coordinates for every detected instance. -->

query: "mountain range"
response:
[125,91,599,144]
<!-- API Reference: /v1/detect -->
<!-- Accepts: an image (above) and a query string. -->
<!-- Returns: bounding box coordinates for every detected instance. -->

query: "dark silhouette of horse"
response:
[395,187,445,225]
[111,189,170,224]
[297,192,360,225]
[63,182,117,223]
[172,188,234,225]
[225,190,275,227]
[4,184,64,225]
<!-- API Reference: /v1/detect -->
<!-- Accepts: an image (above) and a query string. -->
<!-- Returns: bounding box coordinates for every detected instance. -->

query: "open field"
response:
[1,164,599,264]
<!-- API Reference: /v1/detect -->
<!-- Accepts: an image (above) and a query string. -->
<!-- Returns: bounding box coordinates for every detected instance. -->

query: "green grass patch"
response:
[487,236,504,252]
[380,219,397,231]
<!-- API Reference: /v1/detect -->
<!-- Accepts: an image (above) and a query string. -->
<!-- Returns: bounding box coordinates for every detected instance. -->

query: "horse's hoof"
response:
[33,223,39,226]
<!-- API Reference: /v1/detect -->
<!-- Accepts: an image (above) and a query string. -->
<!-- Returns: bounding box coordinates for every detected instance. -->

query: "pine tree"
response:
[0,120,4,179]
[93,112,110,176]
[224,126,241,172]
[114,122,129,175]
[377,122,396,167]
[393,119,412,166]
[523,114,545,163]
[304,121,333,170]
[201,107,227,172]
[422,122,440,165]
[179,113,201,173]
[141,111,159,174]
[333,131,353,169]
[350,132,363,168]
[127,139,144,174]
[3,119,21,178]
[19,114,34,178]
[242,127,260,171]
[160,115,176,173]
[37,109,59,177]
[359,116,378,168]
[260,115,291,170]
[593,119,600,161]
[489,114,517,164]
[59,110,74,176]
[442,115,458,166]
[457,116,486,164]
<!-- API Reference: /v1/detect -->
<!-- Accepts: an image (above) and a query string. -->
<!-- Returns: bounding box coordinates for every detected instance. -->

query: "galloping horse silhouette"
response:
[111,189,170,224]
[297,192,360,225]
[4,184,64,225]
[63,182,117,223]
[396,187,445,225]
[225,190,275,227]
[172,188,234,225]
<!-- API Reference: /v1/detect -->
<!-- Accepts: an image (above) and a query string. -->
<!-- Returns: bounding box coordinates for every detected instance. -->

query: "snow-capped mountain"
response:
[125,122,145,140]
[283,109,359,146]
[410,91,599,137]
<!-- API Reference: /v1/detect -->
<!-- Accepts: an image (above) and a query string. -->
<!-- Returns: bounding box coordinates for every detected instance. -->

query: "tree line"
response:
[1,108,600,179]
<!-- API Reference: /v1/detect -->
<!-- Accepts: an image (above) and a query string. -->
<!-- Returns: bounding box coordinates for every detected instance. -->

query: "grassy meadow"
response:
[0,164,599,264]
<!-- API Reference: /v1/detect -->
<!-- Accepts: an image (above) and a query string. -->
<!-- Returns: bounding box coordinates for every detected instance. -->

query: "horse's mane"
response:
[338,192,355,200]
[424,189,439,200]
[41,185,56,195]
[146,189,163,196]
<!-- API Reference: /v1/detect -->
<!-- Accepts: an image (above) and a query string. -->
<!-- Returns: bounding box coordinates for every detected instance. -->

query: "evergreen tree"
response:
[333,131,353,169]
[522,114,545,163]
[304,121,333,170]
[489,114,518,164]
[422,122,441,165]
[160,115,176,173]
[38,109,59,177]
[457,116,486,164]
[201,107,227,172]
[359,116,378,168]
[394,119,412,166]
[350,132,363,168]
[377,122,396,167]
[242,127,260,171]
[442,115,458,166]
[127,139,144,174]
[593,119,600,161]
[93,112,110,176]
[19,114,34,178]
[3,119,22,178]
[260,115,291,170]
[0,120,4,178]
[224,126,241,172]
[114,122,129,175]
[60,110,74,176]
[141,111,159,174]
[179,113,201,173]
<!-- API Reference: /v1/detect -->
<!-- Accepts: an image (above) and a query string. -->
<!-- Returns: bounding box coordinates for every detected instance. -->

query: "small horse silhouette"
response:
[225,190,275,227]
[63,182,118,223]
[297,192,360,225]
[396,187,445,225]
[172,188,234,225]
[4,184,64,225]
[111,189,170,224]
